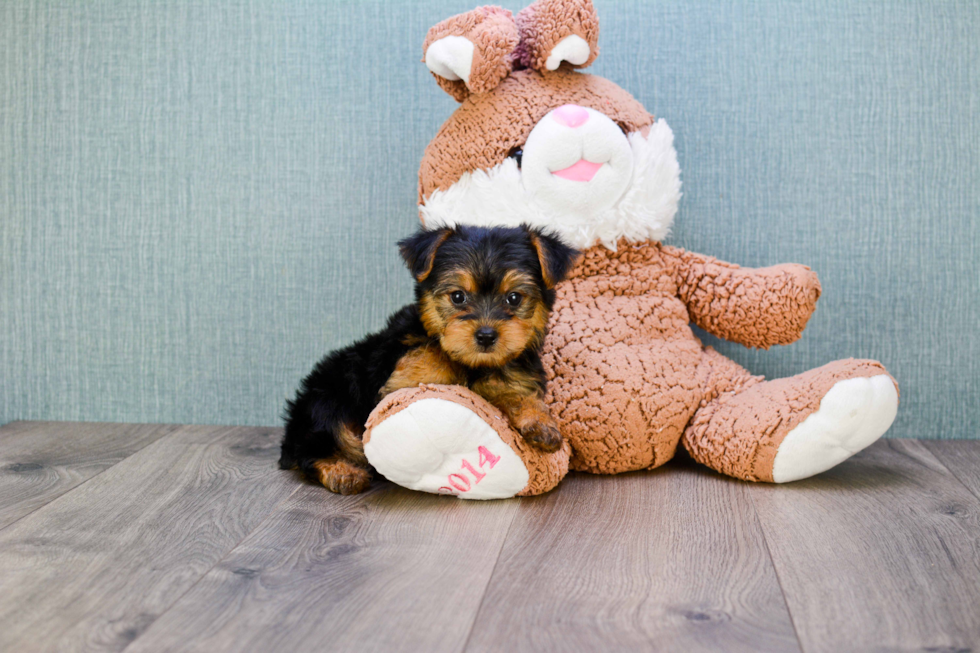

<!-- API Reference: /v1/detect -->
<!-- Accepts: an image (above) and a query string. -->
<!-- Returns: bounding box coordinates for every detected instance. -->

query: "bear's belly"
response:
[542,292,703,474]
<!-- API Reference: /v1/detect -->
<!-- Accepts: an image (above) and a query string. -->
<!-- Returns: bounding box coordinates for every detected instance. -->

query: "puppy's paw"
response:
[313,457,372,495]
[520,421,563,453]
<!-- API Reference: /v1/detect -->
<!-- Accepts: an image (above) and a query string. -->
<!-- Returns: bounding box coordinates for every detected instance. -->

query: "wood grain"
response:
[749,439,980,653]
[464,463,800,653]
[1,422,977,653]
[922,439,980,502]
[0,421,178,530]
[124,483,520,653]
[0,424,296,653]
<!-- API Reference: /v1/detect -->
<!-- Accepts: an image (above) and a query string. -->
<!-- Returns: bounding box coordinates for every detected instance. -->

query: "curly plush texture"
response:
[364,384,570,496]
[371,0,901,496]
[513,0,600,71]
[667,247,822,349]
[423,6,520,101]
[419,69,653,204]
[542,240,825,474]
[682,359,895,481]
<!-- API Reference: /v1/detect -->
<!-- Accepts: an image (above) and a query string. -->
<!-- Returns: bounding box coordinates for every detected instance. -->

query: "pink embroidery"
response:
[460,459,485,482]
[448,473,471,492]
[437,446,503,496]
[478,446,500,469]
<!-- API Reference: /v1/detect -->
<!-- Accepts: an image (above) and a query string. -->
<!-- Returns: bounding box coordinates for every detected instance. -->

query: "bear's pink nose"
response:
[552,104,590,128]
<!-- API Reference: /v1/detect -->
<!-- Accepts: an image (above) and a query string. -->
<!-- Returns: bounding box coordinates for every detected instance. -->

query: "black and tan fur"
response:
[279,225,579,494]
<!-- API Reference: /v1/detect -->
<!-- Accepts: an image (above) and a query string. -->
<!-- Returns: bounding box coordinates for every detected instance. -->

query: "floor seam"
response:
[918,441,980,504]
[744,486,808,653]
[459,497,523,653]
[0,423,184,535]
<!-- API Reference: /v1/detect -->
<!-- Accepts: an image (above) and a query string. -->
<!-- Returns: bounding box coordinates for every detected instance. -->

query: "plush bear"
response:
[362,0,899,499]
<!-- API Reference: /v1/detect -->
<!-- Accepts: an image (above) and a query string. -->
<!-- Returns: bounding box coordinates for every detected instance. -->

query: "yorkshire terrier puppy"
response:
[279,225,579,494]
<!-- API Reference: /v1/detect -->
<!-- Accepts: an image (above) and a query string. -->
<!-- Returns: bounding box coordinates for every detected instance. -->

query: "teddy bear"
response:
[361,0,899,499]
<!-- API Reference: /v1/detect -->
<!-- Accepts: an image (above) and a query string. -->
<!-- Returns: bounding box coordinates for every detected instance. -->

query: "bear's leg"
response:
[362,385,570,499]
[683,351,899,482]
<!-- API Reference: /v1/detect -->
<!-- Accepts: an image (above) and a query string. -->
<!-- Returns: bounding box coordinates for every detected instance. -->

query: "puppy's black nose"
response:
[475,327,498,348]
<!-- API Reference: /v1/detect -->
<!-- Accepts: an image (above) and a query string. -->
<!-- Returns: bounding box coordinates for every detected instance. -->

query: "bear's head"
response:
[419,0,681,251]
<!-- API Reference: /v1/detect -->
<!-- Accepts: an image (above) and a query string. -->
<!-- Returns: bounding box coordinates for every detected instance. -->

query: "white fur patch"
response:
[420,119,682,250]
[521,106,634,219]
[546,35,591,70]
[771,375,899,483]
[364,398,529,500]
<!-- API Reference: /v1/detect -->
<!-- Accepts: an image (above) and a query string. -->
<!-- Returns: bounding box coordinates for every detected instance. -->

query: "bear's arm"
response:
[661,245,822,349]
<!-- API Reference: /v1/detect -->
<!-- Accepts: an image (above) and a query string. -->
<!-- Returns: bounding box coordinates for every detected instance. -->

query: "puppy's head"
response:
[399,225,579,368]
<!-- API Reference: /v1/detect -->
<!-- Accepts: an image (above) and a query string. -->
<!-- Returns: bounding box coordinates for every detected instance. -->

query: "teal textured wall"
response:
[1,0,978,437]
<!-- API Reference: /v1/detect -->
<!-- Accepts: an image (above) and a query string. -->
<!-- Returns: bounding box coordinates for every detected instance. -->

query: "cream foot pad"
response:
[772,374,899,483]
[364,385,570,499]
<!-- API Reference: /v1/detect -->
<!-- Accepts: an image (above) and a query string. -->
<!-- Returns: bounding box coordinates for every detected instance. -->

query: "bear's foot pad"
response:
[772,374,899,483]
[364,397,529,499]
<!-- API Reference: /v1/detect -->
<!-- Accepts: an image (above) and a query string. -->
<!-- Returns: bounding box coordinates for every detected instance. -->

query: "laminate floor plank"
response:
[0,421,178,530]
[921,440,980,502]
[748,439,980,653]
[125,483,520,653]
[464,463,801,653]
[3,423,978,653]
[0,424,296,653]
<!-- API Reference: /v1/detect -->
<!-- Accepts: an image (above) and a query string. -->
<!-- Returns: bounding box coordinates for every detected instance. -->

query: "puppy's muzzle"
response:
[475,326,498,349]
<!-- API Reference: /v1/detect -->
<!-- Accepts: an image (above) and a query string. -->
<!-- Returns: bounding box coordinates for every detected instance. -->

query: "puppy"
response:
[279,224,579,494]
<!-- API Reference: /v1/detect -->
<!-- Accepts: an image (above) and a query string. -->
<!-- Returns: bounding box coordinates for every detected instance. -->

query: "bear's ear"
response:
[524,226,580,289]
[514,0,599,72]
[423,6,519,103]
[398,227,454,283]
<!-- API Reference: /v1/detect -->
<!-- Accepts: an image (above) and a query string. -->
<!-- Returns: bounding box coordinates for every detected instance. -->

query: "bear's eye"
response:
[505,292,522,307]
[507,146,524,169]
[450,291,466,305]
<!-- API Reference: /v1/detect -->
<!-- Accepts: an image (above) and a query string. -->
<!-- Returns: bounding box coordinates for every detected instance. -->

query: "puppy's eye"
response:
[505,292,522,307]
[507,146,524,169]
[450,291,466,305]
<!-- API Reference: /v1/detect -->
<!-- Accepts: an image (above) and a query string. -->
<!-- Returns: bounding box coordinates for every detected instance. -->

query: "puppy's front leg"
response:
[471,376,564,453]
[379,345,465,399]
[507,395,563,453]
[476,389,562,452]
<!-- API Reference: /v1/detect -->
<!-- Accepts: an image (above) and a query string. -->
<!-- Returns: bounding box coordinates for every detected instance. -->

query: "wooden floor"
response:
[0,422,978,653]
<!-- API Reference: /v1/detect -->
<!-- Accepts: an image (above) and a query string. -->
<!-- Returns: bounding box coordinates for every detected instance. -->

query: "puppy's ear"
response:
[398,228,453,282]
[524,227,580,288]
